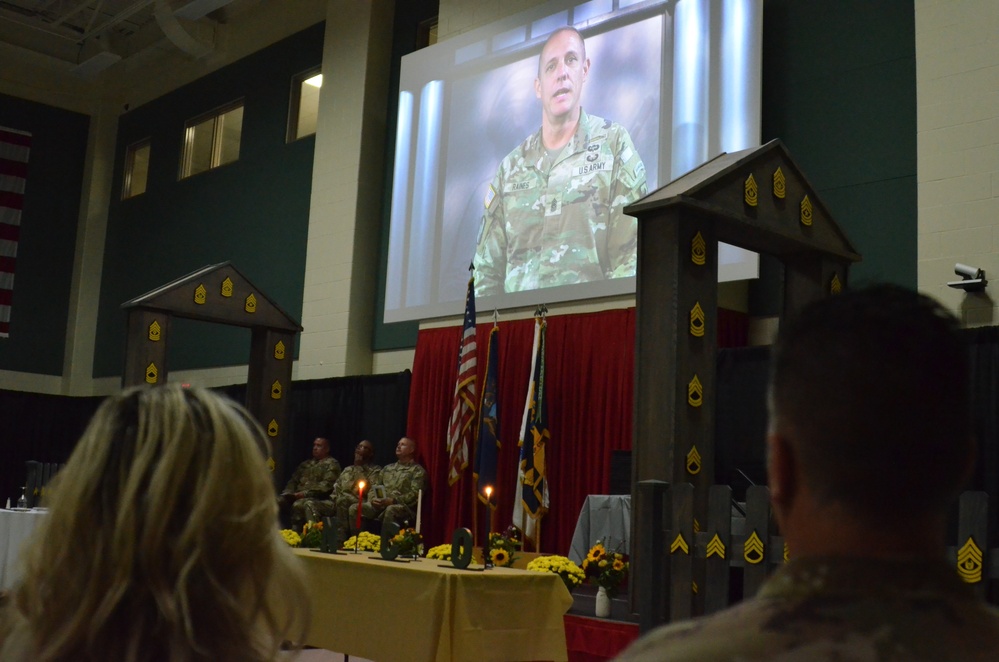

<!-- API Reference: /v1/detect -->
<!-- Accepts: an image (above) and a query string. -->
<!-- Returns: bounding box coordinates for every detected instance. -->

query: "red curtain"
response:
[407,307,748,554]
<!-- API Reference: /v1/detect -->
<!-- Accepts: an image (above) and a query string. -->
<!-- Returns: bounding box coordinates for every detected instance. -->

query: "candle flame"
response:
[484,485,493,498]
[358,481,366,490]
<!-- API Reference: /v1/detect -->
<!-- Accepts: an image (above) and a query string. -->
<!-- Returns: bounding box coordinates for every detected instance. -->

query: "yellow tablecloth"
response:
[294,549,573,662]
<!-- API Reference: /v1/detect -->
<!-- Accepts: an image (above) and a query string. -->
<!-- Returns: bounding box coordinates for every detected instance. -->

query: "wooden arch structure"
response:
[626,139,861,626]
[121,262,302,481]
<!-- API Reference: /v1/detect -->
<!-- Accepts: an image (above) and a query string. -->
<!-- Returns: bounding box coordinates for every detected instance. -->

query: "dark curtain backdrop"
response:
[408,307,751,554]
[0,372,411,506]
[965,326,999,544]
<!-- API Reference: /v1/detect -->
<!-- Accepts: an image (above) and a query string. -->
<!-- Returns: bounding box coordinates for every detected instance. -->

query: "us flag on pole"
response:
[0,126,31,338]
[446,269,477,486]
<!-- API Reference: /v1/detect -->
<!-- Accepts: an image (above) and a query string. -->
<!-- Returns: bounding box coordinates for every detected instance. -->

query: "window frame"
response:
[179,99,245,180]
[121,137,151,200]
[287,65,322,143]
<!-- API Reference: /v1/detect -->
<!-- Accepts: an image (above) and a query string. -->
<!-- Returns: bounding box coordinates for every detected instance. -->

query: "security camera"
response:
[948,263,987,292]
[954,263,983,280]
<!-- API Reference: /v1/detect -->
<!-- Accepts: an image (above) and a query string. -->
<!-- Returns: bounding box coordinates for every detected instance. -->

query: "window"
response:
[288,67,322,142]
[180,101,243,179]
[122,139,150,199]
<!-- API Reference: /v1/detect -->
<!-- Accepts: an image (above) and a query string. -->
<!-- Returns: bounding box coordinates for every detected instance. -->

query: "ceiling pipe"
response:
[153,0,212,58]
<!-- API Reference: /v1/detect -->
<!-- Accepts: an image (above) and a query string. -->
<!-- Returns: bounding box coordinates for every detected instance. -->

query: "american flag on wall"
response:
[0,126,31,338]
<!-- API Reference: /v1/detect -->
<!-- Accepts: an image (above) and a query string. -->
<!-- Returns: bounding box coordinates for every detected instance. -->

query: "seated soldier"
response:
[331,439,382,542]
[280,436,341,529]
[350,436,427,533]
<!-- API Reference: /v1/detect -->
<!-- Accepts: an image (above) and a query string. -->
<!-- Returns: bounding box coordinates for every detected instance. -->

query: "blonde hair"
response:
[3,385,308,662]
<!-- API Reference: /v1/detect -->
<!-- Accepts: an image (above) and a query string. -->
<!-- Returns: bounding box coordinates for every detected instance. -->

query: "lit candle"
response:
[485,485,496,536]
[355,480,366,544]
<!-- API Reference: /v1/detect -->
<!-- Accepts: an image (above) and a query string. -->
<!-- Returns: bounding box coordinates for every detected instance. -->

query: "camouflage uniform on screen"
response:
[351,462,428,533]
[282,456,341,528]
[473,109,648,297]
[331,463,382,542]
[615,557,999,662]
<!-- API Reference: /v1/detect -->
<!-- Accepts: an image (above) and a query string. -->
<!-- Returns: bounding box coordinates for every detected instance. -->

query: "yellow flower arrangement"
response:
[581,539,629,596]
[486,527,519,567]
[526,555,586,593]
[426,543,455,560]
[389,527,424,556]
[280,529,302,547]
[341,531,382,552]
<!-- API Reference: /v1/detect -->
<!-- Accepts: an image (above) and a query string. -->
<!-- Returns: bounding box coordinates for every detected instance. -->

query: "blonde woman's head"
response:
[5,385,307,662]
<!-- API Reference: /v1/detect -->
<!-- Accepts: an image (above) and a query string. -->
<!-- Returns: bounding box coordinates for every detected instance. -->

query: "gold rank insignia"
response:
[692,581,698,595]
[267,419,279,437]
[773,167,786,199]
[274,340,286,360]
[783,542,790,563]
[687,374,703,407]
[686,445,702,475]
[271,380,282,400]
[670,533,689,555]
[245,293,257,313]
[744,531,764,565]
[957,537,983,583]
[689,302,706,337]
[221,277,234,297]
[830,273,842,294]
[800,195,813,226]
[145,362,158,384]
[706,534,726,559]
[148,320,161,342]
[194,284,207,305]
[266,456,276,472]
[691,231,706,266]
[693,518,701,533]
[744,173,758,207]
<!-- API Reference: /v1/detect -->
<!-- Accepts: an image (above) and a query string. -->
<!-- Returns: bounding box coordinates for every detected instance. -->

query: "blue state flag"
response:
[473,324,500,509]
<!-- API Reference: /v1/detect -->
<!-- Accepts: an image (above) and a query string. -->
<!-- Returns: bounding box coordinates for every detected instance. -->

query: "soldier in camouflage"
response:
[351,436,427,533]
[331,439,382,542]
[617,286,999,661]
[473,26,647,297]
[280,437,341,530]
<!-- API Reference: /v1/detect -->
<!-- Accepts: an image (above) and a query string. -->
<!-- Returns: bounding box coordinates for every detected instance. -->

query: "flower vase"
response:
[595,586,611,618]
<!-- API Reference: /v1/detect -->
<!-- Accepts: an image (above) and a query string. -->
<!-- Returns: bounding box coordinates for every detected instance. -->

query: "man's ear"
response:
[534,77,542,100]
[581,57,590,82]
[767,431,796,514]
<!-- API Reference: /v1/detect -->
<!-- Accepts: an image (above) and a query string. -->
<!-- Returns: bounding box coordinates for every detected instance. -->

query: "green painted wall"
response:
[753,0,917,314]
[93,23,325,378]
[0,95,88,375]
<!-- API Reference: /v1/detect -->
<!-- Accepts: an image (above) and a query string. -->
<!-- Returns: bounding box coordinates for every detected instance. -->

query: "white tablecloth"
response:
[569,495,631,563]
[0,509,46,590]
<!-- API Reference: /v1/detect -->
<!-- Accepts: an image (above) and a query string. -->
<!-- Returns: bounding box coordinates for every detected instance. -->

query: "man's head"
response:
[395,436,416,463]
[535,27,589,125]
[768,285,971,529]
[353,440,374,466]
[312,437,330,461]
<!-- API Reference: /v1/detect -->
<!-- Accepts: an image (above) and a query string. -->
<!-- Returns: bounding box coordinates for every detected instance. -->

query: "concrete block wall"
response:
[916,0,999,325]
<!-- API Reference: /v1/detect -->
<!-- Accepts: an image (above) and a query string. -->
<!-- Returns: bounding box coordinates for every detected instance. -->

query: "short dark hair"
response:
[770,285,970,522]
[537,26,586,77]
